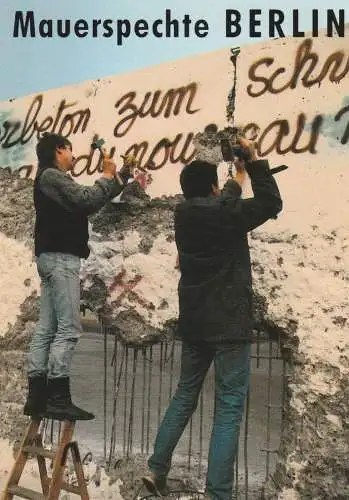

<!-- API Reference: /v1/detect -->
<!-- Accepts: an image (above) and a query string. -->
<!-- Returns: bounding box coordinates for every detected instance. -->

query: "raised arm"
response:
[220,138,283,232]
[39,169,123,215]
[39,154,133,215]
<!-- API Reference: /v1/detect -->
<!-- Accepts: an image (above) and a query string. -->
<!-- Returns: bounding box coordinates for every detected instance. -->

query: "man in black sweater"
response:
[24,133,132,421]
[143,137,283,500]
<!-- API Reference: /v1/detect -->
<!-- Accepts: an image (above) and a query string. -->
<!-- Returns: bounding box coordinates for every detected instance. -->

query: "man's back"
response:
[175,191,250,283]
[175,160,282,344]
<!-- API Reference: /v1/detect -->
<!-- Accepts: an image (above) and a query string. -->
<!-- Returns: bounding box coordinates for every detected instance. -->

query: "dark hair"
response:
[36,133,72,170]
[180,160,218,199]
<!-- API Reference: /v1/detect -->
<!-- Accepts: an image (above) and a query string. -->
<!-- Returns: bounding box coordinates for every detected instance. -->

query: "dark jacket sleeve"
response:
[39,168,124,215]
[220,159,283,232]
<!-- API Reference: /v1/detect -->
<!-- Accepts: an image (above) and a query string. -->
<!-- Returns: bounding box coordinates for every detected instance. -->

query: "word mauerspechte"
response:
[13,9,347,46]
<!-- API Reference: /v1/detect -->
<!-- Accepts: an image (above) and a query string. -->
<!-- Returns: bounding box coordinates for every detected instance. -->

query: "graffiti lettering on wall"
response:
[0,95,90,148]
[247,38,349,98]
[4,104,349,177]
[113,83,199,137]
[0,83,200,176]
[242,37,349,156]
[243,102,349,157]
[1,39,349,177]
[2,103,349,178]
[123,134,196,170]
[243,113,323,156]
[334,104,349,144]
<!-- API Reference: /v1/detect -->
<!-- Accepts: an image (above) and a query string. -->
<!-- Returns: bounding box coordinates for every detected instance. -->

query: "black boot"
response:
[45,377,95,421]
[23,375,47,416]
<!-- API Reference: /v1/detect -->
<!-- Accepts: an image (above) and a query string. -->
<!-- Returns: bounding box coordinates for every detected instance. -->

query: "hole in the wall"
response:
[0,164,297,498]
[66,312,288,499]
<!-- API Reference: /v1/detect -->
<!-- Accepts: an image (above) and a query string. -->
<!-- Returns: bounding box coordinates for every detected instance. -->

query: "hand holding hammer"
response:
[91,138,114,178]
[91,137,135,185]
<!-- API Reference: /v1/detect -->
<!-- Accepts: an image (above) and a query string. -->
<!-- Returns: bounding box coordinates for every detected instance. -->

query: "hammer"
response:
[91,138,106,156]
[221,138,288,175]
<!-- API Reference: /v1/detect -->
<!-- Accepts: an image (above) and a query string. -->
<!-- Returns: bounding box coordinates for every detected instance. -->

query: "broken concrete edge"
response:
[1,167,349,498]
[0,285,295,492]
[2,257,348,499]
[0,259,291,494]
[2,292,347,498]
[261,329,349,499]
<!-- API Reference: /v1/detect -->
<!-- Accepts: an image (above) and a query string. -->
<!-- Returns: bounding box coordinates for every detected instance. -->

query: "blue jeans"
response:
[27,252,82,379]
[148,341,251,500]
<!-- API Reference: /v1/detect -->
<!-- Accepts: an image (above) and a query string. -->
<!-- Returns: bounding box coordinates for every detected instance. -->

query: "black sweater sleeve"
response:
[219,160,283,232]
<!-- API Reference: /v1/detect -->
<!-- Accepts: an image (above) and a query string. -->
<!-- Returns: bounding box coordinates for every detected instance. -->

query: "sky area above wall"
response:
[0,0,347,100]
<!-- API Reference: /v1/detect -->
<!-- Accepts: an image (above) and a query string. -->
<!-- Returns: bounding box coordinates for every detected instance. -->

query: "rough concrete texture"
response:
[252,228,349,500]
[0,166,348,499]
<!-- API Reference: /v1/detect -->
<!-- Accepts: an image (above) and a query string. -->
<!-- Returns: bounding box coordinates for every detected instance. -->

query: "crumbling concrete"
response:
[0,165,348,499]
[250,226,349,500]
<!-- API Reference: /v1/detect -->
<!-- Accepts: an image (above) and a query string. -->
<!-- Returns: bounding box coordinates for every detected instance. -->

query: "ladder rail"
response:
[45,421,74,500]
[1,418,89,500]
[2,418,41,500]
[34,436,49,496]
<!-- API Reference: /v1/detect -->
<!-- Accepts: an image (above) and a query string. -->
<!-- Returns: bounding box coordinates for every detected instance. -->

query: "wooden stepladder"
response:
[2,417,89,500]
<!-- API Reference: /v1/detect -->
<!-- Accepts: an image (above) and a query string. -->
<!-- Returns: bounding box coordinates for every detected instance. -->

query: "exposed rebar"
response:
[146,346,153,455]
[123,346,129,456]
[265,340,273,479]
[158,343,164,430]
[102,319,107,461]
[108,343,126,463]
[187,416,193,471]
[141,348,147,455]
[99,331,285,499]
[127,348,139,457]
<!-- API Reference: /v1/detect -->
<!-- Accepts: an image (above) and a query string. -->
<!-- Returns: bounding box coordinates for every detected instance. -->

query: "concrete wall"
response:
[0,29,349,499]
[0,48,231,197]
[0,32,348,221]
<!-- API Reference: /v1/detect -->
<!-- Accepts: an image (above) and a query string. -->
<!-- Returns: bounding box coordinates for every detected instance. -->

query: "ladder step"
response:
[22,445,56,460]
[4,420,88,500]
[7,485,45,500]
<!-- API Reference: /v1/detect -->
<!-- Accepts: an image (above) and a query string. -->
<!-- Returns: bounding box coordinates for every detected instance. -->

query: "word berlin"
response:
[13,10,346,46]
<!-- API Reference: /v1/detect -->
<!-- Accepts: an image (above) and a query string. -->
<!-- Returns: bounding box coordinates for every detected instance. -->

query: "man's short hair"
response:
[180,160,218,199]
[36,133,72,169]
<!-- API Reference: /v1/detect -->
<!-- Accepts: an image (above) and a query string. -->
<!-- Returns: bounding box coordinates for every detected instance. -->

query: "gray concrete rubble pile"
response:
[0,167,348,499]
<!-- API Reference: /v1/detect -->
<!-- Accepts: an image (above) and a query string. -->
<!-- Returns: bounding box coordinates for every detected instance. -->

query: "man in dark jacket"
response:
[142,137,282,499]
[24,133,133,421]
